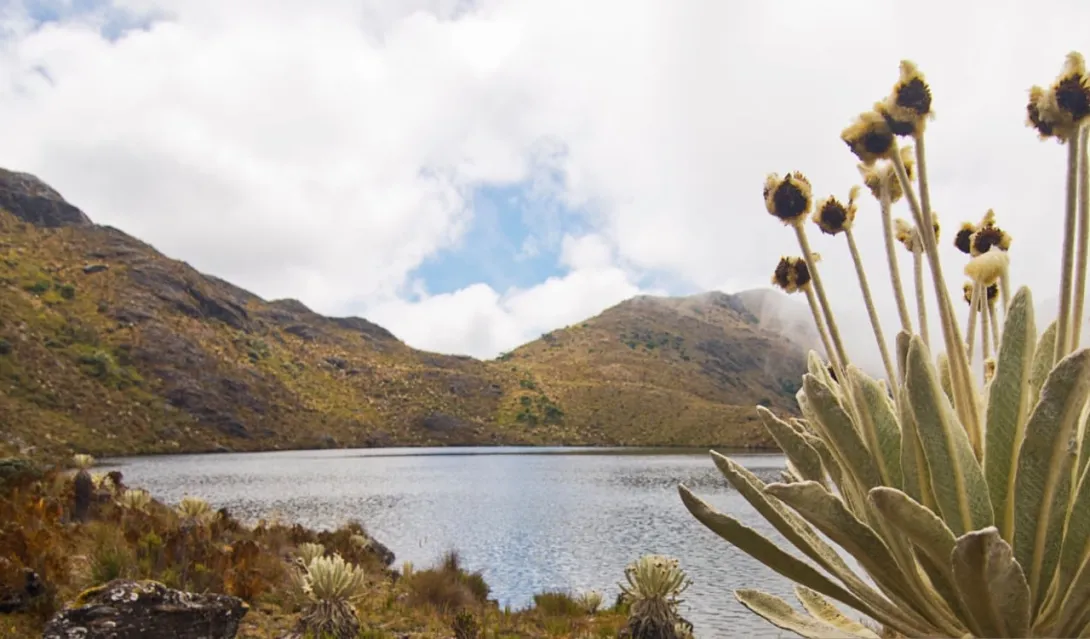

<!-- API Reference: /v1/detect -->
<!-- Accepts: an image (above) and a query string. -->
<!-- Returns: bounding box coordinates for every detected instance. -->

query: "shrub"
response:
[405,551,489,612]
[618,555,691,639]
[533,590,584,617]
[679,54,1090,638]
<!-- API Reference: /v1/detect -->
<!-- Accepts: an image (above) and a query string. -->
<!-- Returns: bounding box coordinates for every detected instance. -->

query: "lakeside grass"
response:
[0,461,628,638]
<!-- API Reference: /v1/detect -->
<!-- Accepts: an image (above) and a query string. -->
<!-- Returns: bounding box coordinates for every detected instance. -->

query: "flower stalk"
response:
[890,141,982,454]
[1056,137,1081,361]
[1072,125,1090,350]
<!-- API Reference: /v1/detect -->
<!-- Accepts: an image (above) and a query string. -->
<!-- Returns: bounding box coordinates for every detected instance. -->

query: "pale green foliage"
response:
[298,554,367,605]
[117,488,151,512]
[576,590,604,614]
[290,553,367,639]
[680,54,1090,637]
[296,542,326,567]
[72,453,94,470]
[174,495,214,524]
[619,554,693,637]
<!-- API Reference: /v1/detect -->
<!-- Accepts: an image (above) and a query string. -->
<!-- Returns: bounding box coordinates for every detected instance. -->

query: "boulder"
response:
[43,580,248,639]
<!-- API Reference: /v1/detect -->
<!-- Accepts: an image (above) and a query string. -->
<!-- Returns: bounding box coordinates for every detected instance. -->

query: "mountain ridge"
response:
[0,167,814,458]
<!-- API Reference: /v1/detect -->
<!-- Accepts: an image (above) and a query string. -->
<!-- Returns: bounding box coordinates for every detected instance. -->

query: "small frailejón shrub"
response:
[618,554,693,639]
[679,54,1090,637]
[290,553,367,639]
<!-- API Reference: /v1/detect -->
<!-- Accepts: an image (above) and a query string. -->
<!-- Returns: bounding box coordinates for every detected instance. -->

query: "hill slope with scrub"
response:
[0,168,813,458]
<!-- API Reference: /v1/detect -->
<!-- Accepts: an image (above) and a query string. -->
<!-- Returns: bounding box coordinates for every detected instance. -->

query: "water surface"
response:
[102,447,803,636]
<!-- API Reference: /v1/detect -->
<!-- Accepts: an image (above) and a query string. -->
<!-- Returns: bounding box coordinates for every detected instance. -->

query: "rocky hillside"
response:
[502,291,812,447]
[0,168,814,458]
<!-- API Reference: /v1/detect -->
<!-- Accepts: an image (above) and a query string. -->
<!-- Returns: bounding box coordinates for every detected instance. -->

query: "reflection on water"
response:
[102,447,801,636]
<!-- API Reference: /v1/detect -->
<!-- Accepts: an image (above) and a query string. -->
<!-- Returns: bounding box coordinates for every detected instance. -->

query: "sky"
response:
[0,0,1088,367]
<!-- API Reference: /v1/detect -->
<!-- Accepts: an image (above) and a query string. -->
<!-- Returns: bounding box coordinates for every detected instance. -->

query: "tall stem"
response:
[981,289,991,369]
[1056,137,1082,362]
[881,178,914,337]
[794,224,852,376]
[846,228,897,385]
[913,248,929,350]
[893,135,982,454]
[1072,126,1090,351]
[804,286,841,378]
[988,299,1000,355]
[967,284,979,365]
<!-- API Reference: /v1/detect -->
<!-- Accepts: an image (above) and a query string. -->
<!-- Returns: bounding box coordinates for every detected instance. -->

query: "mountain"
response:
[503,292,812,446]
[0,168,813,458]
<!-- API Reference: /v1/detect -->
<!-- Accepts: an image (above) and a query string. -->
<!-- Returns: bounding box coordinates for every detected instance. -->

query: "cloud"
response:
[369,232,645,357]
[1,0,1088,365]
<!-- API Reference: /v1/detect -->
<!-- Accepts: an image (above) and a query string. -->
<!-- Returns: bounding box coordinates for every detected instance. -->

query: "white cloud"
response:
[369,233,645,357]
[1,0,1089,364]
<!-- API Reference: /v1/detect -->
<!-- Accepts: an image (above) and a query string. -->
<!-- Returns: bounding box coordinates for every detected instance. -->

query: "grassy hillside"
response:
[501,292,809,447]
[0,168,810,458]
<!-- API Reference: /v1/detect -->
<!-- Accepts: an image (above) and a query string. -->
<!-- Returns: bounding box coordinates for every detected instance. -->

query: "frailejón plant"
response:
[679,54,1090,637]
[618,554,694,639]
[290,552,368,639]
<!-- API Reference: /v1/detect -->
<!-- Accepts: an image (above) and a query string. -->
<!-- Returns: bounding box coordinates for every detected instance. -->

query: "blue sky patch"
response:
[412,184,574,296]
[20,0,158,41]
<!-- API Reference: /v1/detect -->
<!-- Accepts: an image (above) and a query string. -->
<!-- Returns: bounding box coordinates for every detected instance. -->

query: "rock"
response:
[0,168,92,228]
[0,457,42,488]
[82,264,109,274]
[0,567,43,613]
[43,580,248,639]
[365,536,396,568]
[284,324,320,342]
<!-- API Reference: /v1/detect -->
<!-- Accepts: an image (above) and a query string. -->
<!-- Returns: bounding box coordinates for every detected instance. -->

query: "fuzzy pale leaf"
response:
[735,589,875,639]
[905,335,994,535]
[1012,349,1090,611]
[984,286,1037,542]
[950,527,1031,638]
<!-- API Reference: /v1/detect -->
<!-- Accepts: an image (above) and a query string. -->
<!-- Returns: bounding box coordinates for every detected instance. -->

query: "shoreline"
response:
[0,459,638,638]
[93,441,783,463]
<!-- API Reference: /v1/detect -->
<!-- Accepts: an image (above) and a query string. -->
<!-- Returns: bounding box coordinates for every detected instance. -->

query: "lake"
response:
[100,447,804,637]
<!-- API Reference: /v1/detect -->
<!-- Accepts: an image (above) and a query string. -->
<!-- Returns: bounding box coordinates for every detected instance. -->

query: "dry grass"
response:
[0,466,627,638]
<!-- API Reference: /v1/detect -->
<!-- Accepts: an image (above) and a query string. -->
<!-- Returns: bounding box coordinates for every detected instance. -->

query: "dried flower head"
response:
[964,246,1011,287]
[962,281,999,305]
[1054,52,1090,123]
[842,110,896,166]
[1027,53,1090,142]
[894,218,917,251]
[877,60,933,136]
[954,222,976,254]
[813,186,860,235]
[763,172,813,224]
[970,222,1013,257]
[771,256,813,294]
[857,146,915,203]
[1027,85,1061,140]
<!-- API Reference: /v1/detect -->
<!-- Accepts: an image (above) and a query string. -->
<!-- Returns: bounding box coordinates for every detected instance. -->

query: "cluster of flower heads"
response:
[894,216,941,254]
[765,62,936,297]
[1027,52,1090,143]
[771,255,814,294]
[841,61,933,167]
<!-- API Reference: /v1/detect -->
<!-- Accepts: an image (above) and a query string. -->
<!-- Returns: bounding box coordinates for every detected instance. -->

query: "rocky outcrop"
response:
[43,580,248,639]
[0,168,91,228]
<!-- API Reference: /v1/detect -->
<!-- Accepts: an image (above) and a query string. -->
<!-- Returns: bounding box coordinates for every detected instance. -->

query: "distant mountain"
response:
[503,290,814,447]
[0,167,812,458]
